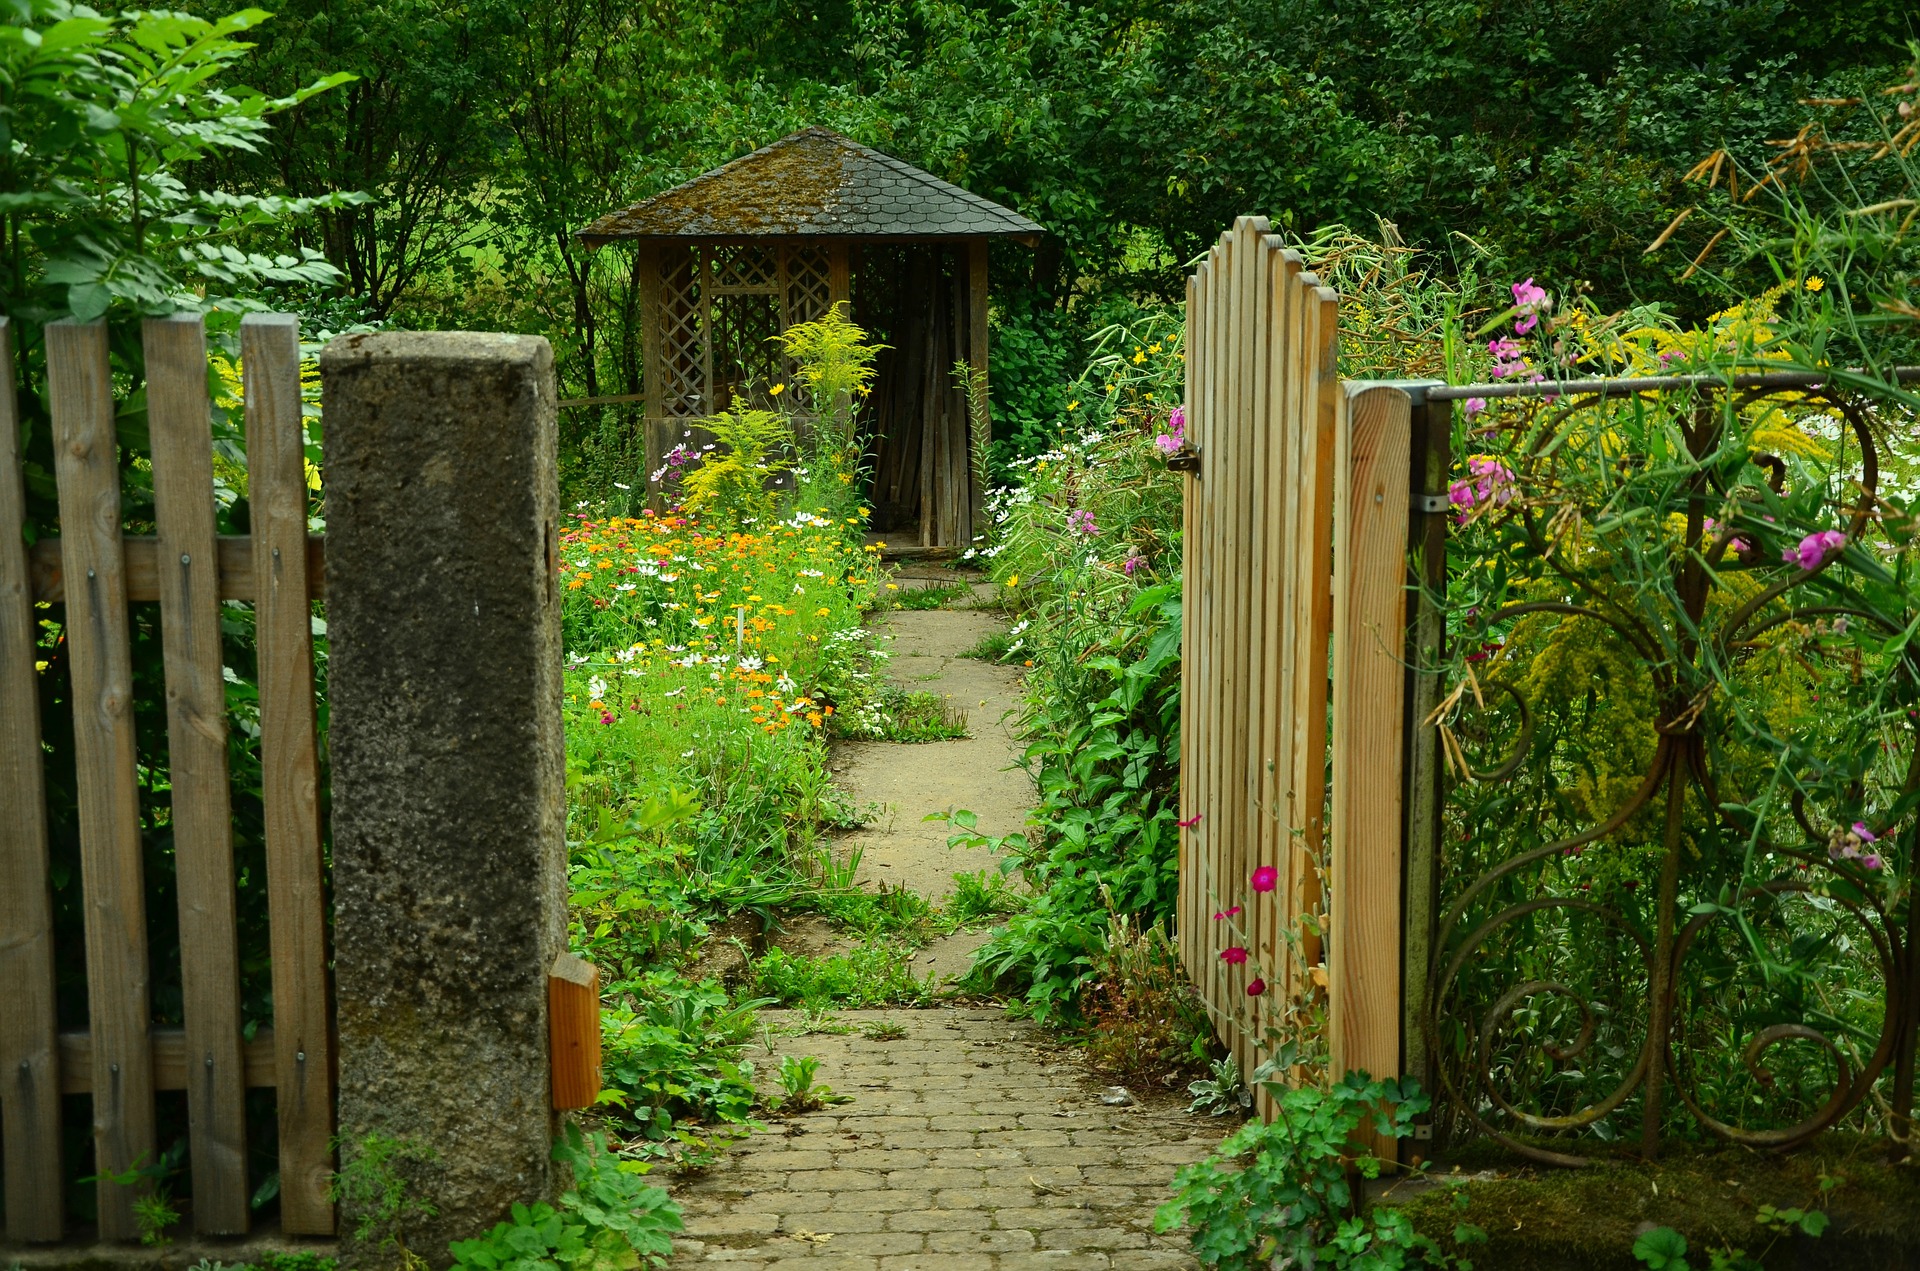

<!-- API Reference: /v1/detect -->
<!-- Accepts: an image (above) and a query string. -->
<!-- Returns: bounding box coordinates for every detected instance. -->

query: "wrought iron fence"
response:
[1406,368,1920,1164]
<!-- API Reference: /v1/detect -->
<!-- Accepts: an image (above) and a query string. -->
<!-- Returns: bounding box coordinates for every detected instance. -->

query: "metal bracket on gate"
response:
[1165,443,1202,475]
[1412,492,1449,514]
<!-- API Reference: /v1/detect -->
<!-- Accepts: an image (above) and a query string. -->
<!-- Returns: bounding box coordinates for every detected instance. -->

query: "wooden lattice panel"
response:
[785,245,834,327]
[659,249,705,417]
[711,292,782,406]
[712,245,777,293]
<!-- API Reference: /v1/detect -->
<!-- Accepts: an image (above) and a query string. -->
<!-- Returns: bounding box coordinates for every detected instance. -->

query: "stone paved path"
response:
[670,1010,1215,1271]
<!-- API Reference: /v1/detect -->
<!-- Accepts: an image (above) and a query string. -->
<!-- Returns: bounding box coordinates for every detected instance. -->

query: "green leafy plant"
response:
[597,974,764,1148]
[947,868,1027,924]
[1155,1063,1476,1270]
[1633,1227,1692,1270]
[745,942,936,1008]
[1186,1056,1252,1118]
[861,1018,909,1042]
[0,0,360,322]
[772,1054,847,1113]
[331,1134,440,1271]
[446,1124,681,1271]
[879,581,972,611]
[677,406,794,526]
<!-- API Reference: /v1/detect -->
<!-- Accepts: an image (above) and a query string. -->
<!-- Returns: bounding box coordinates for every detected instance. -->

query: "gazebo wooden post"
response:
[967,239,990,539]
[635,243,665,506]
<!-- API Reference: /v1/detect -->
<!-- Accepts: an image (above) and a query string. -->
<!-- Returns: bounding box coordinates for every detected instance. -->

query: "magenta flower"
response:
[1067,508,1099,536]
[1853,822,1878,843]
[1782,529,1847,571]
[1155,406,1188,455]
[1218,946,1248,965]
[1246,978,1266,997]
[1863,854,1884,871]
[1463,397,1487,418]
[1212,905,1242,921]
[600,712,615,725]
[1122,554,1145,576]
[1250,864,1279,893]
[1177,813,1202,829]
[1512,278,1550,334]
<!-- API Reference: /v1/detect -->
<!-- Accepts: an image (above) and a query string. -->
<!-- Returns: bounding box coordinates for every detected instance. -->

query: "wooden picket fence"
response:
[1178,217,1443,1150]
[0,314,335,1242]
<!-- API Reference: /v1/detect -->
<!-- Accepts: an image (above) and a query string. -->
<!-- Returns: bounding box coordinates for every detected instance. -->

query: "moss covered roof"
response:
[575,127,1044,245]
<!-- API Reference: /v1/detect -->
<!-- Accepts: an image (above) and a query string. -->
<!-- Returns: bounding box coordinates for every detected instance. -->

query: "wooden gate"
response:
[0,314,335,1242]
[1178,218,1438,1130]
[1177,218,1340,1073]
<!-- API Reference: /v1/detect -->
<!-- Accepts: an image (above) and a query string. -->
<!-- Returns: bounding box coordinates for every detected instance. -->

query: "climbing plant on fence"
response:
[1430,285,1920,1162]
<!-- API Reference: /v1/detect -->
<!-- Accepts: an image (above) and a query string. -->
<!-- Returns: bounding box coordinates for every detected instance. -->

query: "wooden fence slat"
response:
[146,314,250,1235]
[242,313,336,1236]
[1175,276,1190,975]
[0,317,66,1244]
[1243,232,1278,1062]
[1222,220,1253,1054]
[48,318,156,1241]
[29,533,327,605]
[1329,382,1413,1160]
[1202,238,1227,1028]
[1295,286,1341,979]
[58,1028,280,1093]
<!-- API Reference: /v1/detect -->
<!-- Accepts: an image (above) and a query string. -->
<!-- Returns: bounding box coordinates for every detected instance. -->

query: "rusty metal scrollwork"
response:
[1424,380,1920,1163]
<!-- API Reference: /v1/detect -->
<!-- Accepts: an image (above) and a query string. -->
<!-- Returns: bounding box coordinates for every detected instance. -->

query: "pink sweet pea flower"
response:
[1853,822,1878,843]
[1783,530,1847,571]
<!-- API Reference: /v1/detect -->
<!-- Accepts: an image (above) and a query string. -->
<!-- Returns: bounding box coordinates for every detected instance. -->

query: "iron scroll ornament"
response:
[1422,382,1920,1166]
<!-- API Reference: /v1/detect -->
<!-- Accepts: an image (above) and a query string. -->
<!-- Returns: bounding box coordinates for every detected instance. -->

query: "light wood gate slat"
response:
[47,318,156,1241]
[0,317,66,1243]
[1294,285,1341,978]
[242,314,336,1236]
[1201,238,1227,1023]
[1329,383,1412,1147]
[1243,230,1277,1051]
[1262,251,1299,1009]
[146,314,250,1235]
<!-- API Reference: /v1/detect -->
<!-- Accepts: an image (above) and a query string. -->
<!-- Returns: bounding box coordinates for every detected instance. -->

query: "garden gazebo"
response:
[577,127,1043,551]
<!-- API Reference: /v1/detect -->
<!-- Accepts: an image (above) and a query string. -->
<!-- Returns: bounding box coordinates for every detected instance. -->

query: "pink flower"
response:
[1177,814,1202,829]
[1212,905,1243,921]
[600,712,615,725]
[1154,406,1187,455]
[1154,432,1181,455]
[1863,854,1884,871]
[1463,397,1487,417]
[1246,978,1266,997]
[1122,554,1145,576]
[1782,529,1847,571]
[1169,405,1186,434]
[1512,278,1550,334]
[1218,946,1248,965]
[1067,509,1099,536]
[1250,865,1279,893]
[1853,822,1878,843]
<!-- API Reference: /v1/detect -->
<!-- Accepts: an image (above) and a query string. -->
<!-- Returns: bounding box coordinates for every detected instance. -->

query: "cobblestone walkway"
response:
[670,1009,1217,1271]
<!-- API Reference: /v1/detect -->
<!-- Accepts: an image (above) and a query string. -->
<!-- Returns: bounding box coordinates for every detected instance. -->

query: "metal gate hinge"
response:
[1413,492,1449,514]
[1166,444,1202,475]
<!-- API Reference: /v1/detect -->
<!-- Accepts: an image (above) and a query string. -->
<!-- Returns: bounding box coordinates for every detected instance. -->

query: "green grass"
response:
[947,869,1028,924]
[879,581,973,610]
[960,629,1017,662]
[745,942,938,1008]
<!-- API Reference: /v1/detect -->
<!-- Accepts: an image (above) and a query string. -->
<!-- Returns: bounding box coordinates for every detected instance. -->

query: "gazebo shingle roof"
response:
[576,127,1043,245]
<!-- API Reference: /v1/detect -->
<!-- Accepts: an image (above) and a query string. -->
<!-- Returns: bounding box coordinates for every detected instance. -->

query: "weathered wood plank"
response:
[967,239,990,542]
[1329,382,1413,1160]
[29,533,326,604]
[242,313,335,1235]
[146,313,250,1235]
[0,317,66,1244]
[58,1028,280,1094]
[48,318,155,1241]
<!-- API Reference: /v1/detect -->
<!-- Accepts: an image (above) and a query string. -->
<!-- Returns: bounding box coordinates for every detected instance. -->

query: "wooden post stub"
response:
[548,954,601,1110]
